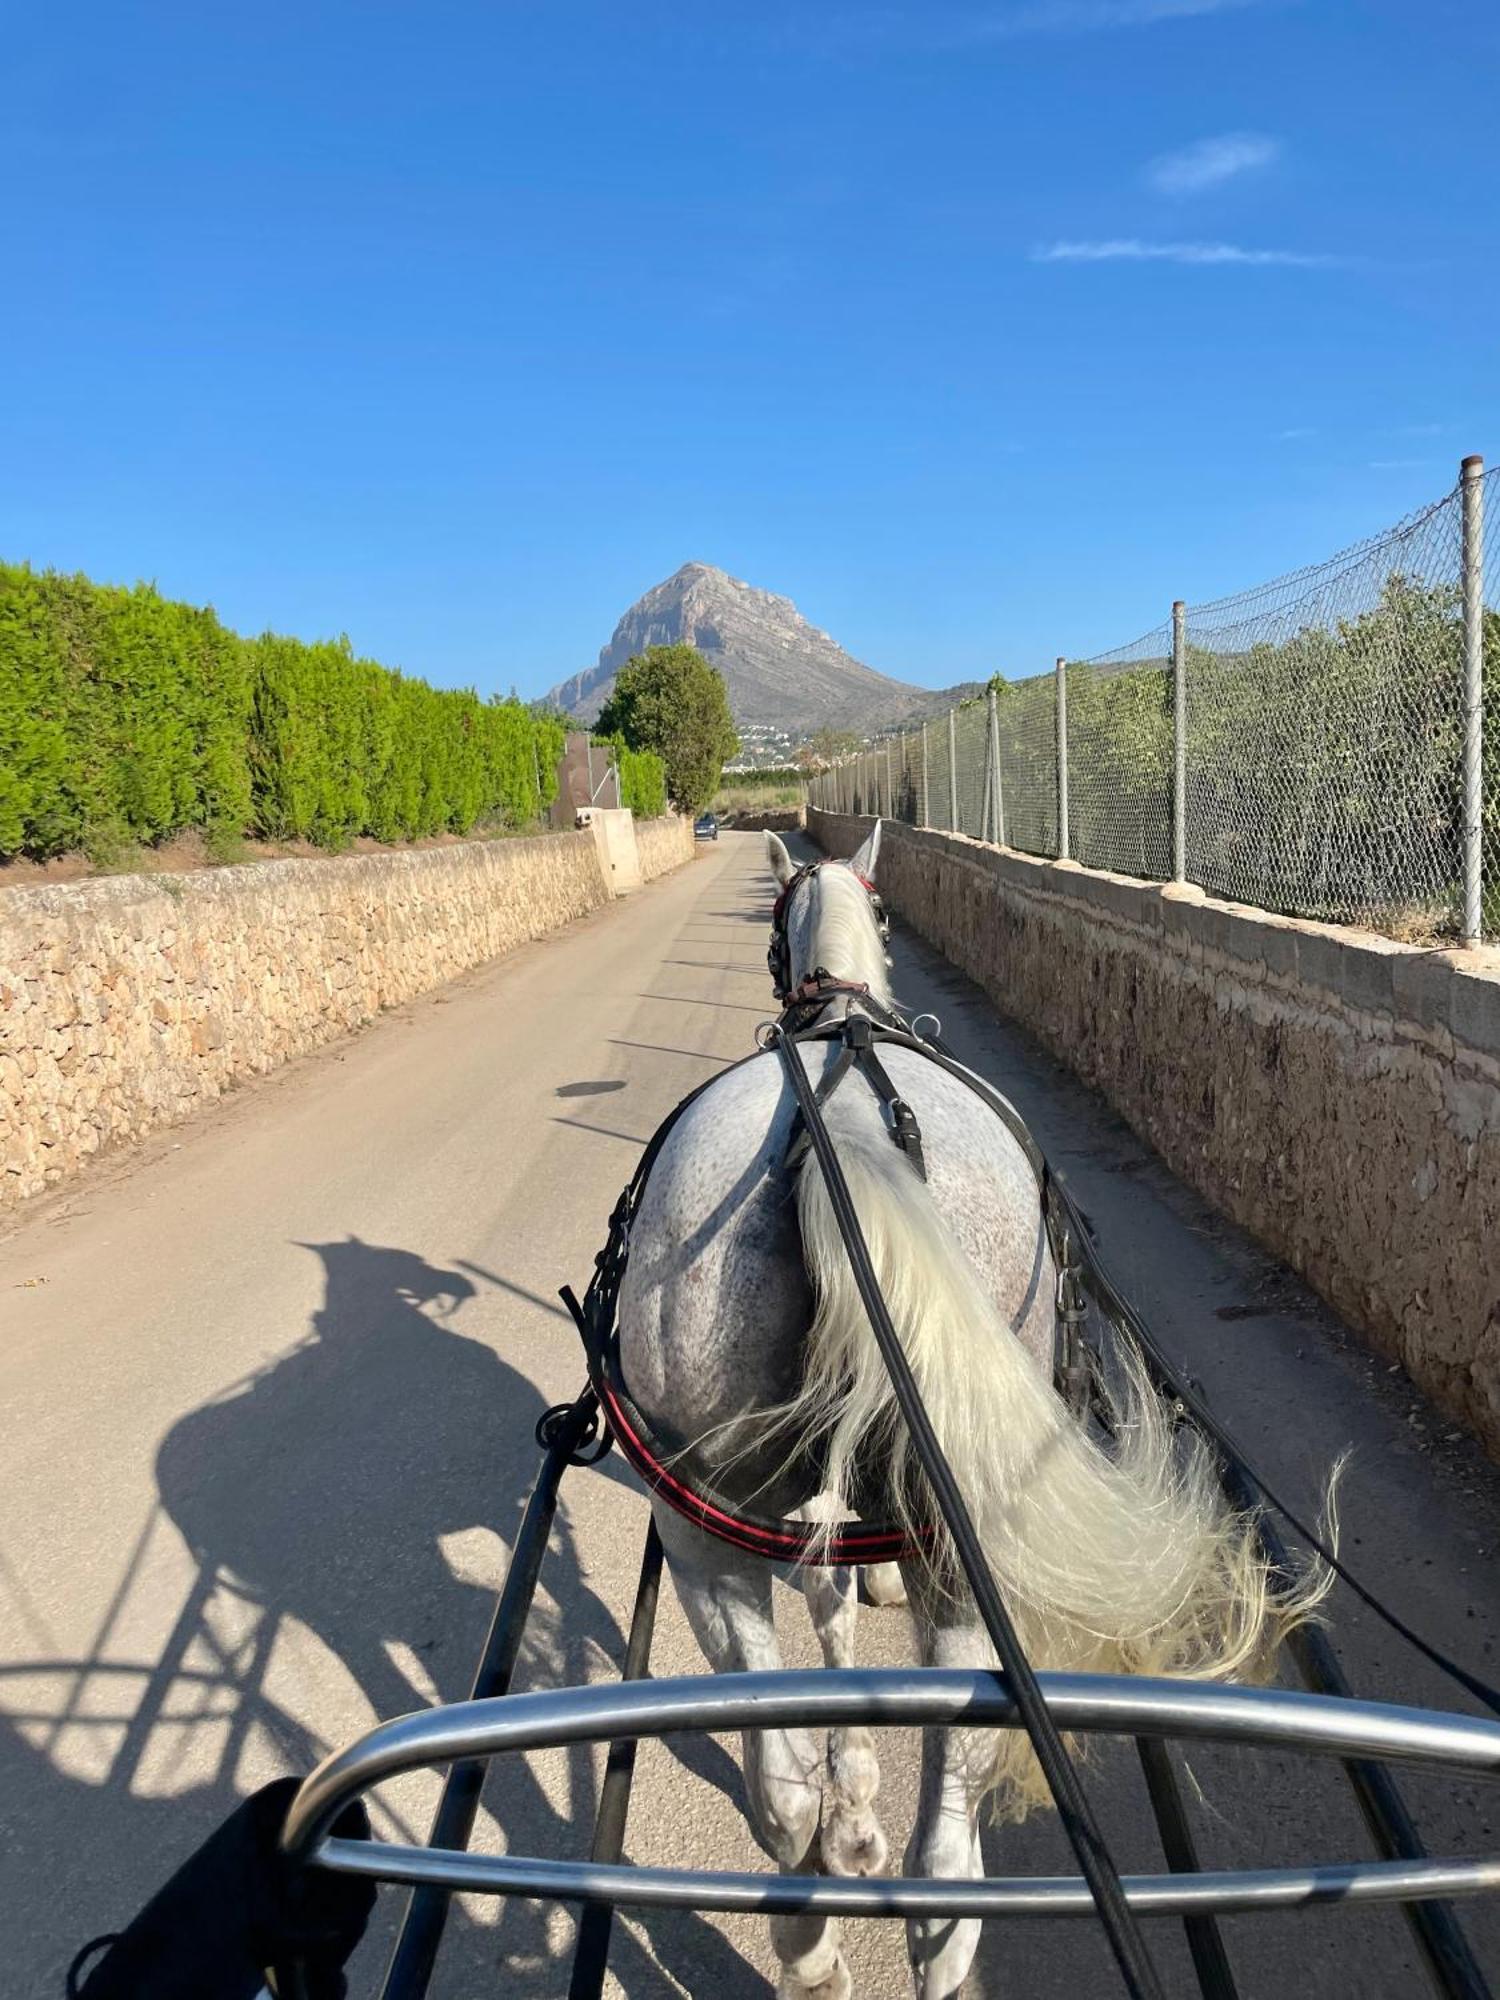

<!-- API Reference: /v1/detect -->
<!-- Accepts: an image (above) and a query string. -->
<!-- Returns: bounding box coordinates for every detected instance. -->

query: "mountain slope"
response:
[543,563,969,734]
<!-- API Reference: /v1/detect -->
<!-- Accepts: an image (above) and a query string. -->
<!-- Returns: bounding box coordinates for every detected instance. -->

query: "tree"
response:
[595,644,738,814]
[798,727,862,770]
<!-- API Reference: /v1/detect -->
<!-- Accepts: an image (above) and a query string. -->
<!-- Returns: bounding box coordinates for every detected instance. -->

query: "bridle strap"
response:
[768,862,890,1015]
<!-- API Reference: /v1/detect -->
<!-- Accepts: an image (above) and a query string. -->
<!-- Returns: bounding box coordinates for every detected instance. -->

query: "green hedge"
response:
[0,564,567,860]
[592,733,669,819]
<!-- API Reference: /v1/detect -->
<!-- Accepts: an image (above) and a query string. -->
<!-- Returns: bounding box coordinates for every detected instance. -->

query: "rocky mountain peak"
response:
[543,563,967,736]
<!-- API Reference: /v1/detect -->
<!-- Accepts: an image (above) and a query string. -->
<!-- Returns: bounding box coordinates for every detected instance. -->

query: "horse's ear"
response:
[849,819,883,883]
[765,832,796,887]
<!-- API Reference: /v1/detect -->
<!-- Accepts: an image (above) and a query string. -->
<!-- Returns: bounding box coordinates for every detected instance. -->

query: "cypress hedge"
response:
[0,563,572,861]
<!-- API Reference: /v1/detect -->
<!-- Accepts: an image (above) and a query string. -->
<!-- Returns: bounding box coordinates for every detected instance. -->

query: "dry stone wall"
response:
[809,809,1500,1455]
[2,819,693,1210]
[635,812,697,881]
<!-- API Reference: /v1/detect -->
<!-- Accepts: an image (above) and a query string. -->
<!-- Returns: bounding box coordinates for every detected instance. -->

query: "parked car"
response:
[694,812,719,841]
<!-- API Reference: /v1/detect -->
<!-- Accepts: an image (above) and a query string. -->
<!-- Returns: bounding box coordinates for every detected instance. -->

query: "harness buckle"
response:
[1055,1231,1091,1418]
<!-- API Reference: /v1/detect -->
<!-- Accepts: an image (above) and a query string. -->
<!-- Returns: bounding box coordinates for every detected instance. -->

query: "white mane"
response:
[795,865,892,1001]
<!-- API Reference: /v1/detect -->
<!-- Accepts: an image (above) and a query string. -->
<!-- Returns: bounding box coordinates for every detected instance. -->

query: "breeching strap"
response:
[769,1026,1167,2000]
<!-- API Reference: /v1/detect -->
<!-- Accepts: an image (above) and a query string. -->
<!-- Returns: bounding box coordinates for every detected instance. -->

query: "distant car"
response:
[694,812,719,841]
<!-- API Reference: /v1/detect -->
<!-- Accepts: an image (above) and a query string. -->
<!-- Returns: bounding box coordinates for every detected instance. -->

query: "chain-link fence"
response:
[806,457,1498,942]
[1183,489,1473,930]
[1067,627,1174,882]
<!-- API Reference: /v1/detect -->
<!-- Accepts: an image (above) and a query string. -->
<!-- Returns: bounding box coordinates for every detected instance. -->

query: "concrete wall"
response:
[590,807,644,893]
[809,808,1500,1453]
[2,817,694,1210]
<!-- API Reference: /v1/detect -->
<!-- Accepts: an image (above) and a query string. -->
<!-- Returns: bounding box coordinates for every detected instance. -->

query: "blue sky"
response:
[4,1,1495,697]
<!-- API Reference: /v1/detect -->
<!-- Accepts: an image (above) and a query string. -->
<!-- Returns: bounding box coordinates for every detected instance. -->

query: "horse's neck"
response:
[802,880,890,1007]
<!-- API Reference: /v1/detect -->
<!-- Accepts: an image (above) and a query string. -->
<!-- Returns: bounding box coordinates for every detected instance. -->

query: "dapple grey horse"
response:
[618,825,1318,1998]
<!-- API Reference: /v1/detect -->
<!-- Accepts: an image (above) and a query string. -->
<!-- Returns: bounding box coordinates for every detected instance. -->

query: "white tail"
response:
[787,1119,1331,1820]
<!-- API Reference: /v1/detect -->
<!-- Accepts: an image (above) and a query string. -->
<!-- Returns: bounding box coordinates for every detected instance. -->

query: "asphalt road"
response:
[4,829,1499,1999]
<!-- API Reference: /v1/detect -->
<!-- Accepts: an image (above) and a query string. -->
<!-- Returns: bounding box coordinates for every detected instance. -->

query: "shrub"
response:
[592,732,669,818]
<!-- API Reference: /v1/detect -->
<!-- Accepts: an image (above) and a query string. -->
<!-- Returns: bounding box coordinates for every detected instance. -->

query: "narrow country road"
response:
[4,830,1499,1999]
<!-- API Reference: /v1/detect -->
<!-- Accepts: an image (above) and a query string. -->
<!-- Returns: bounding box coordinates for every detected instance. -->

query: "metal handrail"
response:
[282,1666,1500,1918]
[300,1840,1500,1919]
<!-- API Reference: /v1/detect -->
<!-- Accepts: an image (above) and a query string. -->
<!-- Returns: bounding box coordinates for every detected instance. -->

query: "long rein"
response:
[766,1005,1166,1999]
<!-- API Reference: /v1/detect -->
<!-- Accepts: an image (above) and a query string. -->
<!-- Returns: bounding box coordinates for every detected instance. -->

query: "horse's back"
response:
[618,1039,1054,1476]
[619,1050,811,1462]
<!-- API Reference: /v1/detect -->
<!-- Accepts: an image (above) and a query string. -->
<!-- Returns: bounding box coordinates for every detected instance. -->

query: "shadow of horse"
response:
[4,1238,763,1998]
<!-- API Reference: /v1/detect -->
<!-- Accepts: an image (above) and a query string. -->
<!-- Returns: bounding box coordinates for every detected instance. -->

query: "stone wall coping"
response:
[0,829,598,926]
[806,809,1500,1060]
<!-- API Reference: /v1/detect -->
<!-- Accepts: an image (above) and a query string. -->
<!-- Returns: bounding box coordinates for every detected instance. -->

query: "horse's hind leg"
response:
[799,1498,889,1880]
[863,1560,907,1607]
[652,1502,852,1999]
[903,1574,992,2000]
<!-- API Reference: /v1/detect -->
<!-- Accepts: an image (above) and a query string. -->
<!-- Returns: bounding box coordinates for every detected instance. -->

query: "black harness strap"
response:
[785,1012,928,1182]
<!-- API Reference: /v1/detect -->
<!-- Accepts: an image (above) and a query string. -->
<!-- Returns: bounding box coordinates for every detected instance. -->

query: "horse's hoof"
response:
[823,1804,890,1878]
[781,1958,853,2000]
[863,1561,907,1608]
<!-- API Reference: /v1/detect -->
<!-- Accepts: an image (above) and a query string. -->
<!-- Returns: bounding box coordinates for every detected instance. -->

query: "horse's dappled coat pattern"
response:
[617,825,1327,2000]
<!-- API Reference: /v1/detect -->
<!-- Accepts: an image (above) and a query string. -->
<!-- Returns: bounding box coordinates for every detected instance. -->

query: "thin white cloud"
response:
[1147,132,1279,195]
[1369,458,1433,471]
[1033,239,1336,267]
[1279,427,1316,439]
[808,0,1266,51]
[980,0,1261,29]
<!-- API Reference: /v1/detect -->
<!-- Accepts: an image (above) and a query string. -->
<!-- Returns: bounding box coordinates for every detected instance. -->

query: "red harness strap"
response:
[596,1373,927,1567]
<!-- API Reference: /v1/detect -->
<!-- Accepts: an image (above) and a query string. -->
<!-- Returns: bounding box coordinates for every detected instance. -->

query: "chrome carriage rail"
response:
[284,1667,1500,1916]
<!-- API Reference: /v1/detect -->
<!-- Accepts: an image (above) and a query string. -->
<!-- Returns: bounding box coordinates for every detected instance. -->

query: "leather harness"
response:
[563,891,1092,1566]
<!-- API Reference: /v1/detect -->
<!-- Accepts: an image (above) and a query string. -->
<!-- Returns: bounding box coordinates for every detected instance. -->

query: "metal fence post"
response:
[947,709,959,834]
[1055,657,1070,861]
[987,684,1006,847]
[1462,456,1485,943]
[1172,599,1187,884]
[920,724,930,827]
[885,738,894,821]
[981,708,994,843]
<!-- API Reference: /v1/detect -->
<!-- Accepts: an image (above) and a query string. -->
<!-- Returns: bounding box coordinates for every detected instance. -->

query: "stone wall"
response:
[635,812,697,881]
[2,818,693,1210]
[808,808,1500,1454]
[724,807,806,834]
